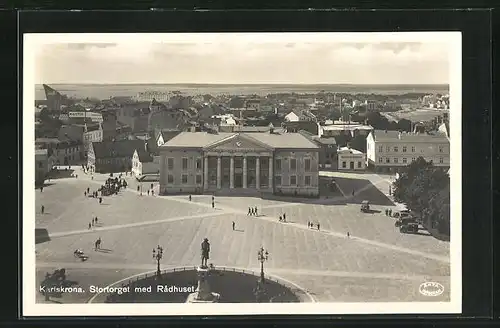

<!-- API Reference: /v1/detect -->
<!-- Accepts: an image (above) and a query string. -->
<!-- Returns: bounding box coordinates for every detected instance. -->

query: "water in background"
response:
[35,84,450,100]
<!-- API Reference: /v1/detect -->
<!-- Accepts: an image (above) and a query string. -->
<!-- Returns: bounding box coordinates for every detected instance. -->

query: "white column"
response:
[204,156,209,190]
[216,156,222,189]
[255,157,260,189]
[230,156,234,188]
[243,156,248,188]
[268,156,273,190]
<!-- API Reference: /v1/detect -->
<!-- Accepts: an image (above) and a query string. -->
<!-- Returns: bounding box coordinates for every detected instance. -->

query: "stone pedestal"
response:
[185,266,220,303]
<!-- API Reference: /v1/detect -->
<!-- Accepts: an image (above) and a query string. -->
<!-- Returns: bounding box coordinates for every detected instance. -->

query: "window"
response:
[181,174,188,184]
[411,146,415,152]
[394,146,398,152]
[378,157,383,163]
[305,176,311,186]
[290,175,297,185]
[167,174,174,184]
[357,161,362,168]
[342,161,347,168]
[439,157,444,164]
[167,158,174,170]
[411,157,416,162]
[274,175,282,186]
[378,146,383,152]
[439,146,444,153]
[386,158,390,163]
[403,158,407,164]
[304,158,311,171]
[386,146,390,152]
[394,158,398,163]
[275,159,282,171]
[196,158,202,170]
[402,146,407,152]
[196,174,202,184]
[290,158,297,170]
[182,158,188,170]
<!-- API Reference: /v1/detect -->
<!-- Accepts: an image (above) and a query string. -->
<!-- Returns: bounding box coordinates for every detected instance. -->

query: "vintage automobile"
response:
[399,222,419,234]
[360,200,370,213]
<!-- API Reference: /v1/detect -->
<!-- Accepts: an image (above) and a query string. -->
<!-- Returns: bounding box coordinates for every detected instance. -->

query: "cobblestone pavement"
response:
[32,169,450,303]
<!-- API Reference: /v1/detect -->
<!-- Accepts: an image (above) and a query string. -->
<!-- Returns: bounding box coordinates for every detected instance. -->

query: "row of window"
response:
[166,174,315,186]
[166,157,314,172]
[341,161,363,168]
[377,157,445,164]
[378,145,445,153]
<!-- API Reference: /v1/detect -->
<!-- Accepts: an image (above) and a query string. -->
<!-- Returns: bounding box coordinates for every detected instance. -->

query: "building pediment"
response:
[204,133,274,152]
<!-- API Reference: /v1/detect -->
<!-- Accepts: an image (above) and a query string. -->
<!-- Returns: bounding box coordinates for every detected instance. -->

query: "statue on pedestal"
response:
[201,238,210,268]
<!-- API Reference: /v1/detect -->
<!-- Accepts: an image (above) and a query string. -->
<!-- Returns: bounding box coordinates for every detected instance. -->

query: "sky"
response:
[33,36,451,85]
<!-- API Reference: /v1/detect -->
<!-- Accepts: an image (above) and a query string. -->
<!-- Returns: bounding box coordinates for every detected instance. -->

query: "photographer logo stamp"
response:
[419,282,444,297]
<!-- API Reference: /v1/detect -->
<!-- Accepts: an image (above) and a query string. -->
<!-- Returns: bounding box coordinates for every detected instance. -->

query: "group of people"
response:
[308,221,320,230]
[247,206,259,216]
[278,213,287,222]
[88,216,99,229]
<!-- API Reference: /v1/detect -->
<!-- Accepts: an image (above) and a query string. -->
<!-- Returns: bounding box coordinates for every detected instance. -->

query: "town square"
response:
[35,167,450,303]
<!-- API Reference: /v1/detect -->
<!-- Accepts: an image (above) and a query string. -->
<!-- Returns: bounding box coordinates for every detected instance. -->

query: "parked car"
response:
[360,200,370,213]
[399,222,419,234]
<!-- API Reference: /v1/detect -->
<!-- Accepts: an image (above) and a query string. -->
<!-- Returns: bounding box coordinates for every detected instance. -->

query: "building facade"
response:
[87,139,145,173]
[35,149,49,186]
[337,147,366,171]
[159,132,320,196]
[82,123,103,157]
[366,130,450,173]
[132,149,159,176]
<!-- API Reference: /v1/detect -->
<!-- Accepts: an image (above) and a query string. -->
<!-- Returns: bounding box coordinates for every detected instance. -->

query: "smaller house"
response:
[132,149,159,176]
[285,111,300,122]
[338,146,366,171]
[87,139,146,173]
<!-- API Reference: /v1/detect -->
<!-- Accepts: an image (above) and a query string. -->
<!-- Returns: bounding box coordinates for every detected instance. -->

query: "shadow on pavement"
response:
[333,177,394,206]
[35,228,51,244]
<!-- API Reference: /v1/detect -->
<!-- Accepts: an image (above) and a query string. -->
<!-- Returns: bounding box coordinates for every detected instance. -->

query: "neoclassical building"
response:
[159,131,320,196]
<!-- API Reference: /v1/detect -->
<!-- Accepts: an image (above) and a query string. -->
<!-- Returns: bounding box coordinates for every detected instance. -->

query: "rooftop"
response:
[321,123,373,131]
[162,131,319,149]
[372,130,450,143]
[338,147,363,155]
[92,139,145,158]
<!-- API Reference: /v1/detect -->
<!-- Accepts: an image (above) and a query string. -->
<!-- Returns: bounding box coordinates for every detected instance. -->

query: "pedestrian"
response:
[283,213,286,222]
[97,237,102,249]
[317,223,320,231]
[347,232,350,238]
[76,174,78,179]
[254,207,258,216]
[212,195,215,202]
[189,195,192,201]
[40,186,43,193]
[151,190,154,196]
[388,209,392,217]
[41,205,45,214]
[232,221,235,230]
[84,191,87,197]
[147,190,150,196]
[212,201,215,208]
[137,186,140,192]
[385,209,388,216]
[279,216,282,222]
[92,218,95,226]
[307,221,310,228]
[88,222,91,230]
[99,197,102,204]
[248,207,251,215]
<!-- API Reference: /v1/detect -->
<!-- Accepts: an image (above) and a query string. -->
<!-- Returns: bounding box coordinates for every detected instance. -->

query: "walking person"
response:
[317,223,320,231]
[254,206,258,216]
[91,218,95,226]
[40,186,43,193]
[283,213,286,222]
[88,222,92,230]
[147,190,150,196]
[347,232,350,238]
[212,201,215,209]
[189,195,192,201]
[232,221,235,230]
[84,191,87,197]
[99,197,102,204]
[151,190,154,196]
[388,209,392,217]
[137,186,140,192]
[279,216,282,222]
[41,205,45,214]
[248,207,252,215]
[95,217,98,225]
[87,187,90,194]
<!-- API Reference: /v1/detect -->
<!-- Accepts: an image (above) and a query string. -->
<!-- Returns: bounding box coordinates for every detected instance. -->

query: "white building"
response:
[365,100,377,111]
[284,111,300,122]
[366,130,450,173]
[337,147,366,171]
[318,122,373,138]
[131,149,159,176]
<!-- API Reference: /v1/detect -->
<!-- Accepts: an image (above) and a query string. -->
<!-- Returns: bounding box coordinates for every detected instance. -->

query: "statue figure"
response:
[201,238,210,268]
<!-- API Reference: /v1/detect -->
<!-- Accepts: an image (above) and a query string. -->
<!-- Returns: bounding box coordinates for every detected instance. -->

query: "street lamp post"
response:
[152,245,163,278]
[257,246,269,282]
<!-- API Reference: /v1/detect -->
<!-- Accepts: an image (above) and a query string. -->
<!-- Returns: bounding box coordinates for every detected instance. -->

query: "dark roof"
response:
[92,140,145,158]
[137,149,153,162]
[372,130,449,143]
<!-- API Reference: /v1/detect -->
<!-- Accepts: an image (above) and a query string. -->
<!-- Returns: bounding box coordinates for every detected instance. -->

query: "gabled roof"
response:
[92,140,145,158]
[135,149,153,162]
[161,131,319,149]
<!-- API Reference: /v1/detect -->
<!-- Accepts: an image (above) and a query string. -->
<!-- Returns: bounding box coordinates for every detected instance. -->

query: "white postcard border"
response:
[23,32,462,316]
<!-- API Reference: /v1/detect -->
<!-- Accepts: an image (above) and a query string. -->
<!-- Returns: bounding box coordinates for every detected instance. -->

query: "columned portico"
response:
[216,157,222,189]
[204,156,209,190]
[229,157,234,188]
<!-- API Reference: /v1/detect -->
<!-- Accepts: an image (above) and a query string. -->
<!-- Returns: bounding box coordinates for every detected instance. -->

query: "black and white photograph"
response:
[23,32,462,316]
